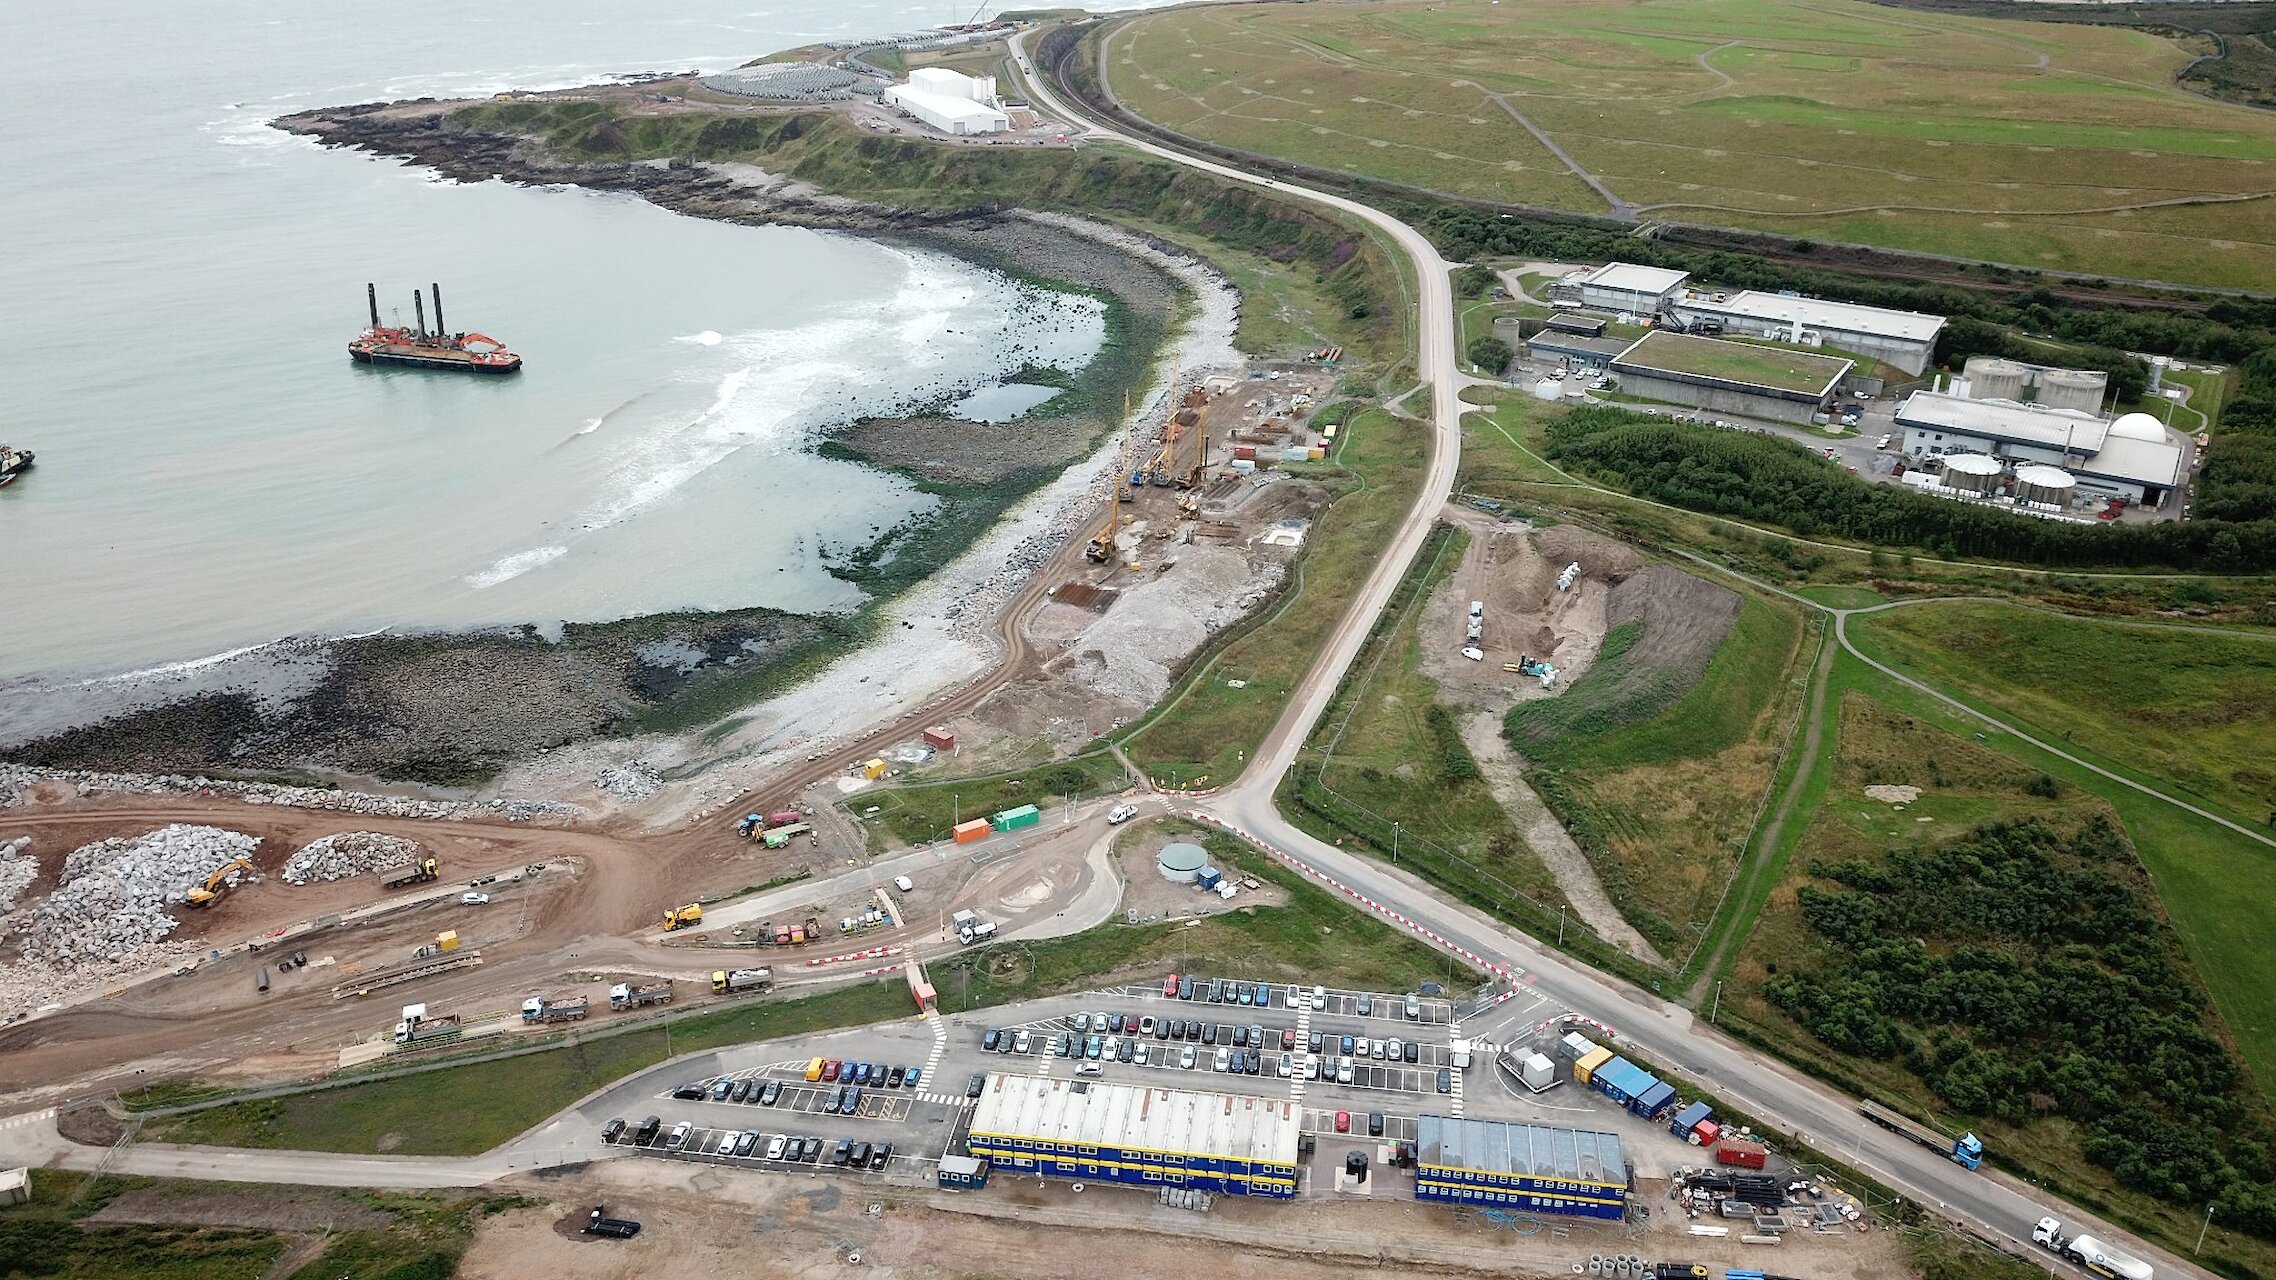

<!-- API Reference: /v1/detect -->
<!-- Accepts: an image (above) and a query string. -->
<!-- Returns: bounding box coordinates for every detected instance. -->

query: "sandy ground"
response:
[456,1160,1914,1280]
[1416,519,1633,711]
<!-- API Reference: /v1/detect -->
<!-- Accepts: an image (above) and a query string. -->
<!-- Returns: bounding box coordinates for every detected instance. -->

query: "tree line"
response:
[1543,405,2276,570]
[1766,816,2275,1239]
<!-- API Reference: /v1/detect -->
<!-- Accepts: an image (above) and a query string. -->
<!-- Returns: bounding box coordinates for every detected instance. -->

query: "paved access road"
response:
[1007,33,2212,1280]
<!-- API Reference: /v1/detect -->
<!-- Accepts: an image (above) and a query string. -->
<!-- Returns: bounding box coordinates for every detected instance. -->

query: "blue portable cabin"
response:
[938,1154,990,1189]
[1196,866,1223,890]
[1591,1057,1657,1106]
[1630,1080,1678,1121]
[1668,1100,1713,1138]
[1413,1115,1629,1221]
[964,1074,1299,1199]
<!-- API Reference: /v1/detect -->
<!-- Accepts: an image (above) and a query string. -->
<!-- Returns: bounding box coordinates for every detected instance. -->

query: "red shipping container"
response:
[954,819,992,844]
[923,726,957,751]
[1716,1140,1767,1169]
[767,810,802,828]
[1232,445,1258,460]
[1693,1120,1722,1147]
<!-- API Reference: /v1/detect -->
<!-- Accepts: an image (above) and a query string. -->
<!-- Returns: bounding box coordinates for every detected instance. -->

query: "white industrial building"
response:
[1670,291,1945,375]
[1895,390,2184,505]
[884,67,1009,135]
[1558,262,1691,316]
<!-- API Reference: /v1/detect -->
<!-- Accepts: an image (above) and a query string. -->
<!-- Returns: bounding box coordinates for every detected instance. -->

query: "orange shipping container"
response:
[923,726,957,751]
[953,819,992,844]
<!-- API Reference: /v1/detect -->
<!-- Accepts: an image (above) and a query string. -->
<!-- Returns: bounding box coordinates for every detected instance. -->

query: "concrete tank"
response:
[1942,451,2002,495]
[2037,368,2107,415]
[1962,357,2028,403]
[1157,842,1208,884]
[2015,463,2077,506]
[1492,315,1526,347]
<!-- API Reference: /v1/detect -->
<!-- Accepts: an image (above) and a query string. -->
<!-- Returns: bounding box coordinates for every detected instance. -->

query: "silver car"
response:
[1336,1058,1354,1085]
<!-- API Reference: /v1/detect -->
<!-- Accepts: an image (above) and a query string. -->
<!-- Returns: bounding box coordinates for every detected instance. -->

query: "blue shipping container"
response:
[1668,1100,1713,1138]
[1630,1080,1678,1121]
[1591,1057,1656,1104]
[1196,866,1223,889]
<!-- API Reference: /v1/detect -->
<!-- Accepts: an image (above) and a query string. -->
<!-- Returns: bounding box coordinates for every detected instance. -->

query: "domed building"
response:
[1894,391,2184,507]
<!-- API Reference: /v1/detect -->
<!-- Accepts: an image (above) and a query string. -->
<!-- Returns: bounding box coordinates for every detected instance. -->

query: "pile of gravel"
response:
[596,765,662,801]
[19,825,259,969]
[0,836,34,917]
[283,831,422,885]
[0,763,581,823]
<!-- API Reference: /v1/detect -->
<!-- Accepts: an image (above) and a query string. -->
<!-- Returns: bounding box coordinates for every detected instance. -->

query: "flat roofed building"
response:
[1526,332,1630,369]
[1609,330,1852,425]
[1671,291,1944,375]
[1895,391,2183,504]
[884,68,1009,134]
[1567,262,1691,315]
[965,1074,1301,1198]
[1414,1116,1629,1220]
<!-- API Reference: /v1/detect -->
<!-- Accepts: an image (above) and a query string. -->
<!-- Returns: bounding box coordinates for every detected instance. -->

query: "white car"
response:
[460,892,490,906]
[1075,1062,1104,1076]
[1371,1039,1387,1059]
[892,875,914,893]
[1180,1046,1197,1070]
[1304,1057,1319,1081]
[1877,433,1894,449]
[1311,986,1326,1011]
[1387,1037,1403,1061]
[1014,1029,1032,1054]
[1336,1058,1354,1085]
[765,1135,787,1161]
[1135,1044,1151,1066]
[1106,804,1139,825]
[1214,1047,1231,1072]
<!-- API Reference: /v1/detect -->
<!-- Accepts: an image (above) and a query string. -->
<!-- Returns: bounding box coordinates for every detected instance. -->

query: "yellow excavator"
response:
[184,857,257,908]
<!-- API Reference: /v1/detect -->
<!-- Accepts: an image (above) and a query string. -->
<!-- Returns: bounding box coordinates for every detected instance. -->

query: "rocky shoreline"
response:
[1,96,1236,800]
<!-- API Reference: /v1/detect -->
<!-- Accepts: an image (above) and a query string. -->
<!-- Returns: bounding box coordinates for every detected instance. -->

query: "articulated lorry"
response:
[2034,1217,2154,1280]
[1857,1098,1984,1169]
[392,1002,462,1044]
[609,981,674,1009]
[521,995,589,1023]
[712,967,774,994]
[376,858,440,890]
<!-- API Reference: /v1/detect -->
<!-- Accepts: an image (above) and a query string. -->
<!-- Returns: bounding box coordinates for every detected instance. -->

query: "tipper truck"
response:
[392,1003,461,1044]
[2034,1217,2154,1280]
[712,967,773,994]
[521,995,589,1023]
[1857,1098,1984,1169]
[610,981,674,1009]
[376,858,440,890]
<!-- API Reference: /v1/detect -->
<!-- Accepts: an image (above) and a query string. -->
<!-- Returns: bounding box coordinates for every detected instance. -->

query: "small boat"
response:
[0,444,32,488]
[349,283,522,374]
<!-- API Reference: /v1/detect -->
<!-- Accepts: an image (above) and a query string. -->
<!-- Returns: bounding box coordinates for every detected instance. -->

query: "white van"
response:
[892,875,914,893]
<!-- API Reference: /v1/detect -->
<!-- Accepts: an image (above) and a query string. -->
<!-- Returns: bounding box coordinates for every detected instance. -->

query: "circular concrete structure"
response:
[1962,357,2028,403]
[2015,463,2076,506]
[2037,369,2105,415]
[1942,451,2001,495]
[1157,842,1207,884]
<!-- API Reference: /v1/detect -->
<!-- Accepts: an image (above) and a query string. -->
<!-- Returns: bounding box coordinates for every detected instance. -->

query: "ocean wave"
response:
[74,641,279,686]
[677,330,725,346]
[465,545,569,588]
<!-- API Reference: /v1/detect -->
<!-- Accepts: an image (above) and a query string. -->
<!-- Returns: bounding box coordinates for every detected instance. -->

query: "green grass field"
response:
[1111,0,2276,289]
[1621,331,1851,392]
[1123,405,1428,786]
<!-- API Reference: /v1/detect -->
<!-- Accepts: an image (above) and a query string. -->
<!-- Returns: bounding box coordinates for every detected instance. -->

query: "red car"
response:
[822,1059,843,1082]
[1163,973,1180,997]
[1281,1028,1297,1050]
[1334,1110,1351,1133]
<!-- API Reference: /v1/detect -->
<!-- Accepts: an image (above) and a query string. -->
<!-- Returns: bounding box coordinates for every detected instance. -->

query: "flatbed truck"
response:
[1858,1098,1984,1169]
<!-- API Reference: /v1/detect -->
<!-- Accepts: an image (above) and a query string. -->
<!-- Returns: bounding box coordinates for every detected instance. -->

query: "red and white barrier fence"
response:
[807,945,901,968]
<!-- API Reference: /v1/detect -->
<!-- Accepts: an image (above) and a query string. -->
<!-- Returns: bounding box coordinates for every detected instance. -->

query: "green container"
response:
[990,804,1041,832]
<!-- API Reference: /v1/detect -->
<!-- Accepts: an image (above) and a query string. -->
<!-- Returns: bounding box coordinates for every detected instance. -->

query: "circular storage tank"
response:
[1492,315,1525,343]
[2037,368,2106,415]
[1962,356,2028,403]
[2015,463,2076,506]
[1157,842,1208,884]
[1941,451,2002,495]
[2107,411,2169,442]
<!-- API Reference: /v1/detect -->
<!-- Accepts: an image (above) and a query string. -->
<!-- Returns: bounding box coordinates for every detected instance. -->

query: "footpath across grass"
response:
[1123,405,1429,787]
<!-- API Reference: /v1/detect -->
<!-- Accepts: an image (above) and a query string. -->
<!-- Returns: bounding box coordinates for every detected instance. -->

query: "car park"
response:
[870,1141,893,1169]
[601,1118,627,1143]
[1368,1112,1384,1137]
[666,1122,693,1149]
[1334,1110,1351,1133]
[765,1135,788,1160]
[968,1072,987,1098]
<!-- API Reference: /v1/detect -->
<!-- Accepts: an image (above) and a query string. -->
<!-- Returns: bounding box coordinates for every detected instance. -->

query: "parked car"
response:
[1179,1046,1197,1069]
[1109,1013,1125,1033]
[1140,1015,1157,1036]
[1336,1058,1354,1085]
[1086,1035,1104,1059]
[892,874,914,892]
[870,1141,893,1169]
[1163,973,1180,997]
[1311,986,1326,1011]
[803,1137,826,1162]
[1340,1034,1355,1055]
[968,1072,987,1098]
[735,1131,760,1157]
[1405,993,1421,1020]
[1282,1027,1297,1051]
[1356,994,1373,1016]
[982,1028,1002,1052]
[1279,1053,1293,1077]
[1214,1047,1231,1071]
[1014,1029,1032,1054]
[823,1059,843,1083]
[765,1135,788,1160]
[1117,1038,1135,1063]
[832,1139,854,1166]
[845,1087,864,1114]
[851,1141,872,1168]
[1308,1030,1325,1053]
[1334,1110,1351,1133]
[1072,1012,1090,1032]
[711,1079,734,1102]
[1403,1041,1419,1064]
[1177,975,1196,1000]
[1371,1039,1387,1059]
[905,1067,922,1088]
[673,1083,706,1101]
[1437,1067,1453,1094]
[887,1066,906,1088]
[1135,1044,1151,1066]
[666,1122,693,1149]
[635,1116,662,1145]
[1387,1038,1403,1062]
[600,1117,627,1143]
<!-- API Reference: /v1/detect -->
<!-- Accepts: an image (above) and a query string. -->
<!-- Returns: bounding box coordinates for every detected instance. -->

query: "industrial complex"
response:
[883,67,1010,134]
[1608,330,1854,426]
[1668,290,1944,376]
[965,1074,1303,1198]
[1896,394,2185,507]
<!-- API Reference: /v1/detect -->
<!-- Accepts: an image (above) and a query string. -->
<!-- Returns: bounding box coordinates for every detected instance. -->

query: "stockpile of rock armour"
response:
[18,825,259,969]
[0,837,34,916]
[283,831,423,885]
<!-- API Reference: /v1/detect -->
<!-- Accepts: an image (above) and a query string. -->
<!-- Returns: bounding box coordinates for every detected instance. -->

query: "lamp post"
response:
[1392,822,1401,866]
[2198,1203,2217,1255]
[1710,981,1723,1025]
[1558,905,1566,948]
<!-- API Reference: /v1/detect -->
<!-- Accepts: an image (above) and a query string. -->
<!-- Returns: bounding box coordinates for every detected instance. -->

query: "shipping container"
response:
[953,819,993,844]
[1308,446,1327,461]
[863,758,887,780]
[1558,1032,1601,1062]
[1669,1101,1713,1140]
[1232,445,1257,460]
[1572,1046,1614,1084]
[1196,866,1223,890]
[922,726,957,751]
[990,804,1041,833]
[1281,447,1309,463]
[1716,1140,1768,1170]
[1694,1120,1721,1147]
[1631,1080,1678,1120]
[1592,1057,1657,1105]
[1229,458,1256,473]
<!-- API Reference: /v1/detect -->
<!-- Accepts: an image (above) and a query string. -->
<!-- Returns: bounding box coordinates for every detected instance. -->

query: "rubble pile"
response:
[0,763,582,822]
[595,765,663,801]
[0,837,35,916]
[19,825,259,969]
[283,831,423,885]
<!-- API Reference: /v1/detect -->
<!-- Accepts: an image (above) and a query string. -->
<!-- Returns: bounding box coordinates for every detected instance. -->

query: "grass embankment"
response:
[145,982,914,1155]
[1508,594,1807,958]
[147,825,1453,1156]
[1120,405,1430,788]
[1721,685,2276,1277]
[1111,0,2276,290]
[0,1170,501,1280]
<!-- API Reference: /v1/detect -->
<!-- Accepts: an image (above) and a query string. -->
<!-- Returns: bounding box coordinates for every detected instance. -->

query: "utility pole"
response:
[1710,981,1723,1025]
[1558,905,1566,948]
[2197,1203,2217,1255]
[1392,822,1401,866]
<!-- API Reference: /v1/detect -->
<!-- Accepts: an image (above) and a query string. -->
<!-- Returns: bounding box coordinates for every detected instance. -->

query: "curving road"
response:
[1012,29,2214,1280]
